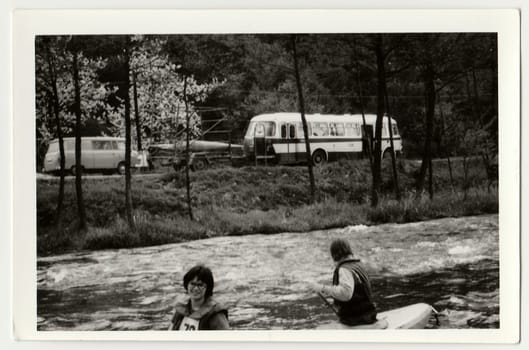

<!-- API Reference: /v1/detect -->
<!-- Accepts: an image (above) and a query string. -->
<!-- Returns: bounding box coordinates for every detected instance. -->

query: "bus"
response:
[242,113,402,165]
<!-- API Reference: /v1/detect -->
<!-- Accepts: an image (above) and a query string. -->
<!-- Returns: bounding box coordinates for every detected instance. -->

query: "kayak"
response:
[316,303,434,329]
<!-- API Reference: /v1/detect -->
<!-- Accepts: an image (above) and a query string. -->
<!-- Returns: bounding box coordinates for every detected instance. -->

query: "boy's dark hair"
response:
[330,238,353,262]
[183,265,214,298]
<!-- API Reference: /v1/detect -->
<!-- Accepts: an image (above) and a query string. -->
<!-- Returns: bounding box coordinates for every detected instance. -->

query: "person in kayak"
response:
[311,238,377,326]
[169,265,230,330]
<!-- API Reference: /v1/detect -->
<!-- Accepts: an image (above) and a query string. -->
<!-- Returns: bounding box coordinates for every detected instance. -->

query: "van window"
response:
[117,141,125,150]
[93,140,114,150]
[47,140,76,153]
[47,142,58,153]
[82,139,92,150]
[392,124,399,136]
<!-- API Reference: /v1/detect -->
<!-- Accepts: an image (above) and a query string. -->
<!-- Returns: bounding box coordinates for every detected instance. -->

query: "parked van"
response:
[43,137,143,175]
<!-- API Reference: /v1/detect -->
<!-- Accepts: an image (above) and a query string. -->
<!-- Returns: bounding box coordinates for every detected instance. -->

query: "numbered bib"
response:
[179,316,200,331]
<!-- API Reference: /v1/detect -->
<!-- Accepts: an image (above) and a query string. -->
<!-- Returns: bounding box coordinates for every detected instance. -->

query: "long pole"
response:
[317,292,339,316]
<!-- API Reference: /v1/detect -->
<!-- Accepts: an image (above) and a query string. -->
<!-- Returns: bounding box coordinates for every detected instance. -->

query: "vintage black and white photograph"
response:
[11,9,520,343]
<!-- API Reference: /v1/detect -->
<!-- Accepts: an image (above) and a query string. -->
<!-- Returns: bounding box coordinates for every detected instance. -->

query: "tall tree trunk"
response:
[471,67,482,125]
[464,72,477,122]
[446,156,455,193]
[372,34,385,207]
[291,35,315,203]
[132,70,142,151]
[183,76,194,220]
[384,87,401,201]
[123,42,135,228]
[481,152,492,193]
[71,45,87,231]
[416,60,436,200]
[438,96,455,192]
[463,155,469,200]
[45,39,65,229]
[352,38,373,169]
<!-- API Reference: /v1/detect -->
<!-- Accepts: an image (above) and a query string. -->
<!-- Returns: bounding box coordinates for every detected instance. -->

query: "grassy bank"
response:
[37,158,498,256]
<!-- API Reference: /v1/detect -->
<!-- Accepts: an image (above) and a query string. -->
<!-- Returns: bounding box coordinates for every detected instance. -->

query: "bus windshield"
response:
[245,122,256,137]
[246,121,276,137]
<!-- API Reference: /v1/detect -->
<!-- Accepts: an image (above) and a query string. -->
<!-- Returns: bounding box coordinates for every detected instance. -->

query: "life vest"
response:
[332,258,377,326]
[170,298,228,330]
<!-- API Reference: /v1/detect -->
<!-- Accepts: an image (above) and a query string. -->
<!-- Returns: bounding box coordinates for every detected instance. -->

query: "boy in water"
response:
[311,238,377,326]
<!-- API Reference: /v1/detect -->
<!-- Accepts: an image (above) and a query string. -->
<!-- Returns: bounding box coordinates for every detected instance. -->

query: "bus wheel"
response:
[117,162,126,175]
[191,158,208,171]
[312,150,327,166]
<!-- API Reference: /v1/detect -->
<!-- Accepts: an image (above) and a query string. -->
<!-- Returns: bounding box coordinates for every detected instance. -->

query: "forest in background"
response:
[35,33,498,164]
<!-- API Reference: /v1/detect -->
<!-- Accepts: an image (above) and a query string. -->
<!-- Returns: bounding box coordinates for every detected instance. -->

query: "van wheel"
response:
[383,148,394,159]
[312,150,327,166]
[117,162,126,175]
[191,158,208,171]
[70,165,83,176]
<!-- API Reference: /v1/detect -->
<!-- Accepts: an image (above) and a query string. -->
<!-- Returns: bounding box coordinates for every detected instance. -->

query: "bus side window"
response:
[329,123,336,136]
[355,123,361,136]
[289,124,296,139]
[312,122,329,137]
[281,124,287,138]
[335,123,345,136]
[345,123,354,136]
[297,123,306,138]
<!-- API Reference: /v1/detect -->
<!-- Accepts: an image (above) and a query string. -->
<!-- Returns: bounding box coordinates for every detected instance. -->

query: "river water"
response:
[37,214,499,330]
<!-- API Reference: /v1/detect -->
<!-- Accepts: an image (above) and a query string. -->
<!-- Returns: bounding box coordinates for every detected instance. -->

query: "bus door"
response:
[254,122,266,158]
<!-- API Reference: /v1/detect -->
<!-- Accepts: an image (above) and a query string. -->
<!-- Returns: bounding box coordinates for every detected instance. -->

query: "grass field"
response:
[37,157,498,256]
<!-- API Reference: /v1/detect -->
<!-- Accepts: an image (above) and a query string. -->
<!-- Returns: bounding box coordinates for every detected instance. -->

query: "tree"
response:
[371,34,386,207]
[122,37,135,228]
[36,37,67,229]
[68,37,87,231]
[416,55,436,199]
[291,35,316,203]
[165,36,225,220]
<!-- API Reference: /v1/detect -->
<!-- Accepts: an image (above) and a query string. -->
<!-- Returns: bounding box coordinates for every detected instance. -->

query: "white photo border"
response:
[12,9,521,343]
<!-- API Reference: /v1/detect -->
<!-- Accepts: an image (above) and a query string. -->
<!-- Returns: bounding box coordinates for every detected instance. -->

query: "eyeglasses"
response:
[189,281,207,290]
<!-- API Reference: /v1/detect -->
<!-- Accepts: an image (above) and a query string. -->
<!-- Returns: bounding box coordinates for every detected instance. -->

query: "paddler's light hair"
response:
[330,238,353,262]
